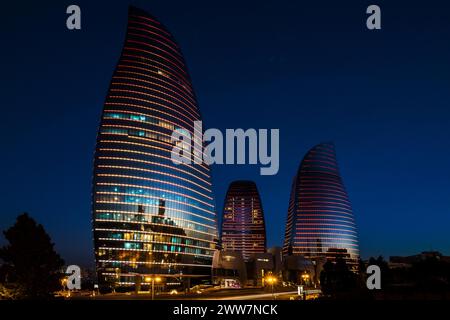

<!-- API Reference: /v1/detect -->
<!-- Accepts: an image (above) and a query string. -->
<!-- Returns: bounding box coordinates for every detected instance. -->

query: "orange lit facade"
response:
[221,181,267,261]
[282,143,359,270]
[92,6,218,288]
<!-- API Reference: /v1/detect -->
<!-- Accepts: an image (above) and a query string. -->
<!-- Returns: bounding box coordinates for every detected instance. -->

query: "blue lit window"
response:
[101,128,127,134]
[124,242,141,249]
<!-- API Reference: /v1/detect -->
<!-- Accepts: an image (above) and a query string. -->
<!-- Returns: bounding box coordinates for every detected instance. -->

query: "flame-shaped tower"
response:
[282,143,359,270]
[221,181,267,261]
[92,6,218,289]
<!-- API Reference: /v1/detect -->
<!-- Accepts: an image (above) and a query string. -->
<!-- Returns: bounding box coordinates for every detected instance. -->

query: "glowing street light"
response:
[60,277,68,297]
[265,275,277,299]
[145,276,163,300]
[301,272,310,288]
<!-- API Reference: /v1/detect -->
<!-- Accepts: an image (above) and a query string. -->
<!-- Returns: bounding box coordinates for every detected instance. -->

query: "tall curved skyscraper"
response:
[221,181,266,261]
[92,6,218,288]
[282,143,359,269]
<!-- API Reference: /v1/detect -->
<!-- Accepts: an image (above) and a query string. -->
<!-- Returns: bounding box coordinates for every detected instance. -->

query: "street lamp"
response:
[301,272,310,300]
[145,276,162,300]
[265,275,277,299]
[60,277,68,297]
[301,272,310,285]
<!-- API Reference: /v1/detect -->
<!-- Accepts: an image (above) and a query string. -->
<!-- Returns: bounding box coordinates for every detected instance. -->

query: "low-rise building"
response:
[211,250,247,288]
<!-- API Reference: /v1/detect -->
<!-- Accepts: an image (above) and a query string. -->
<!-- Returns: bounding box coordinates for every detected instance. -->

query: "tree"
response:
[320,258,358,297]
[411,256,450,290]
[320,260,336,295]
[0,213,65,299]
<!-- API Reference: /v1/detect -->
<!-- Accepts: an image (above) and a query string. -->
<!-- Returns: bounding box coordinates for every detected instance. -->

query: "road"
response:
[70,288,320,300]
[210,290,298,300]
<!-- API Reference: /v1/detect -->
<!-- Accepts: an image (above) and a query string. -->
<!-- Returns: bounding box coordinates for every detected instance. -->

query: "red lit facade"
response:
[282,143,359,269]
[221,181,267,261]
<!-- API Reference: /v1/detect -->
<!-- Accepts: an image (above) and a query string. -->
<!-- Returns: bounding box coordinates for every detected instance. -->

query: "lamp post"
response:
[301,272,310,300]
[145,276,162,300]
[265,275,277,299]
[61,277,67,297]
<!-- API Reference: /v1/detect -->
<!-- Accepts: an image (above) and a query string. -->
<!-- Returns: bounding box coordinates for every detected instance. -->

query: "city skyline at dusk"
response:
[2,0,450,270]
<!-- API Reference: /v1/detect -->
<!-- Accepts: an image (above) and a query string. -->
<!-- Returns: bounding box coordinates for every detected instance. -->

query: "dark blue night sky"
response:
[1,0,450,267]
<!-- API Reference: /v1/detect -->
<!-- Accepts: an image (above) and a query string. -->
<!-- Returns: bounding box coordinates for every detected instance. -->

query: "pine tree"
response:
[0,213,65,299]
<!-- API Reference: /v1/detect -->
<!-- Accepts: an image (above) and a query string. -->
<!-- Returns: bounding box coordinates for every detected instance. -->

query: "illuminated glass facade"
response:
[92,6,218,287]
[221,181,266,261]
[282,143,359,269]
